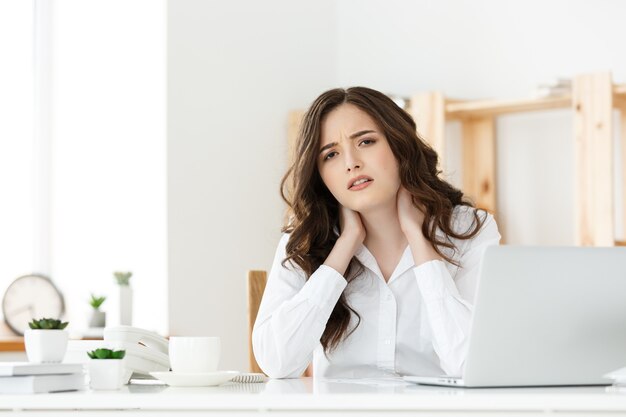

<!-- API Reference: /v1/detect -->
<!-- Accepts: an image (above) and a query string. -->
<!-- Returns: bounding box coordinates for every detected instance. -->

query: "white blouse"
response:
[252,205,501,379]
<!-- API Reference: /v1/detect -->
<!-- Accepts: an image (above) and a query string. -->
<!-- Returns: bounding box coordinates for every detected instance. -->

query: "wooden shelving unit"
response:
[288,72,626,247]
[409,71,626,247]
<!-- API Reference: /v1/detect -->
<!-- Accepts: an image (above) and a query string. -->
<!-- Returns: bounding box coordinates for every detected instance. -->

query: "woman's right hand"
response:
[323,206,365,276]
[339,205,366,245]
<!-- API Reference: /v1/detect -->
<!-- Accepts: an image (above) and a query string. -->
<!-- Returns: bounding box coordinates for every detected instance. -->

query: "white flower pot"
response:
[89,359,126,390]
[24,329,69,363]
[89,310,106,328]
[119,286,133,326]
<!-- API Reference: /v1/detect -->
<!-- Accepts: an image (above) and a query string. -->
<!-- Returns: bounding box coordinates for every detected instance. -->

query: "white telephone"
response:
[65,326,170,383]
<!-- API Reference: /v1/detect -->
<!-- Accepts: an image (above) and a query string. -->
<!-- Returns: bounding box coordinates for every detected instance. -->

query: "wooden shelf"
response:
[0,338,25,352]
[0,336,106,352]
[446,95,571,119]
[445,84,626,120]
[614,84,626,95]
[615,85,626,108]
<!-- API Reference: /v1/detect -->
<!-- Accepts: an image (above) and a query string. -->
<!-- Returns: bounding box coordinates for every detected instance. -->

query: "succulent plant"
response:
[113,271,132,286]
[89,294,106,310]
[28,318,69,330]
[87,348,126,360]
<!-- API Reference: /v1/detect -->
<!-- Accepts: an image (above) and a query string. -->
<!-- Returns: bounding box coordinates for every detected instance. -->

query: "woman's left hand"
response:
[396,187,425,240]
[397,187,442,265]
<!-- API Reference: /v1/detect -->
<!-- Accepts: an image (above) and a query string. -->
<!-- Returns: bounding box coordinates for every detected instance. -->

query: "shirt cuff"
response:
[294,264,347,314]
[413,260,462,300]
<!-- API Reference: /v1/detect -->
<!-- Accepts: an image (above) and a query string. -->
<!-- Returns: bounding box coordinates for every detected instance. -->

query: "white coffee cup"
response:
[169,336,221,373]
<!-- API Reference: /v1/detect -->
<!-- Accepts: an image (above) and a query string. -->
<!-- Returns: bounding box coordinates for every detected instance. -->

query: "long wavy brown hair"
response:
[280,87,486,354]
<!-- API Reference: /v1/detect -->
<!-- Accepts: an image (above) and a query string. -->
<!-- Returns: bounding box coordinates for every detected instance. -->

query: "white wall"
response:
[167,0,337,370]
[335,0,626,244]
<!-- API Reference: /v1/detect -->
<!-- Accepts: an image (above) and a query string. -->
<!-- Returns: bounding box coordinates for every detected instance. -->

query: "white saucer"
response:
[150,371,240,387]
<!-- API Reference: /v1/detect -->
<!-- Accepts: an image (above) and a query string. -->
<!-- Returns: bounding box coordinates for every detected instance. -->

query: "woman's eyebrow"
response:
[319,129,377,154]
[349,129,376,139]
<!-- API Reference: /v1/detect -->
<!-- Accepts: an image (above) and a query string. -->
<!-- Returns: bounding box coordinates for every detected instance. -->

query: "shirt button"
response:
[386,293,392,300]
[384,339,391,345]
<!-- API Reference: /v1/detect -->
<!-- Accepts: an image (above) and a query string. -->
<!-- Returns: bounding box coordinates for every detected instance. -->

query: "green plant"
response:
[28,318,69,330]
[113,271,132,286]
[89,294,106,310]
[87,348,126,360]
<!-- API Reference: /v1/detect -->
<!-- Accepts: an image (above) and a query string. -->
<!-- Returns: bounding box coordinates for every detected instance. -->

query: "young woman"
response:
[253,87,501,379]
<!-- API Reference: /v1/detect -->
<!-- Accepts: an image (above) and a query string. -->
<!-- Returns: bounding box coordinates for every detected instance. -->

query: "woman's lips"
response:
[349,179,373,191]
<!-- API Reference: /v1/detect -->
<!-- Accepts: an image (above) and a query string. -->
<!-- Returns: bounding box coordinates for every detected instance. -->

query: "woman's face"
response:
[317,103,401,213]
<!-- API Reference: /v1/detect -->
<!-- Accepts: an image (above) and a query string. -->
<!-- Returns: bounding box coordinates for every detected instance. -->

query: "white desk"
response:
[2,377,626,416]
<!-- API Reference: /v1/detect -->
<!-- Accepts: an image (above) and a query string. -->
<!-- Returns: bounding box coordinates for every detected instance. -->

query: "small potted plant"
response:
[114,271,133,326]
[24,318,69,363]
[87,348,126,390]
[88,294,107,328]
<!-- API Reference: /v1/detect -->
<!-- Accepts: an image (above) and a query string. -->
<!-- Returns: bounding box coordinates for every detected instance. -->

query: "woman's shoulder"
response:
[275,232,292,254]
[272,232,307,276]
[450,205,494,235]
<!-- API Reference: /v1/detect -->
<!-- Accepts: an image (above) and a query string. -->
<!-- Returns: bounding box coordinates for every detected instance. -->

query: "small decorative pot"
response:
[24,329,69,363]
[89,359,126,390]
[118,286,133,326]
[89,310,106,328]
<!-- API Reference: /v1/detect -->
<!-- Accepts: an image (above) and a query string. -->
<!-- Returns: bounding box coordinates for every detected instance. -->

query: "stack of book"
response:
[534,78,572,98]
[0,362,85,394]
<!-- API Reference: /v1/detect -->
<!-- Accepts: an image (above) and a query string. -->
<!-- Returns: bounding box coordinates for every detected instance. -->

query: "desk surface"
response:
[2,377,626,414]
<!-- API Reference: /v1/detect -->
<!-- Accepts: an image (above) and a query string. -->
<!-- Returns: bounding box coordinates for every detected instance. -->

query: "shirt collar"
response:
[331,222,456,283]
[354,243,416,284]
[333,226,450,283]
[388,245,415,283]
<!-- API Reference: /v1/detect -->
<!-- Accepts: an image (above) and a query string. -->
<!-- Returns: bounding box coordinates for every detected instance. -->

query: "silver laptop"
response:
[404,246,626,388]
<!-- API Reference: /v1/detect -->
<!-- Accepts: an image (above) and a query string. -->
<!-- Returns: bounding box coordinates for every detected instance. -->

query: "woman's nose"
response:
[344,149,362,172]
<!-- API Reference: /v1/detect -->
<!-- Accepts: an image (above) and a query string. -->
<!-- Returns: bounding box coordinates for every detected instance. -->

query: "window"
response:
[0,1,37,336]
[0,1,166,335]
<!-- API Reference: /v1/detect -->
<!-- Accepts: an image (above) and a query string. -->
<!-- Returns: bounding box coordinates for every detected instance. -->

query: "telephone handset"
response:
[104,325,169,355]
[66,325,171,382]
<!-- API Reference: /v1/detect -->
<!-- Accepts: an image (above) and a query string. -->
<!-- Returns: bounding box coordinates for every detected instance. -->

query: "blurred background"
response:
[0,0,624,371]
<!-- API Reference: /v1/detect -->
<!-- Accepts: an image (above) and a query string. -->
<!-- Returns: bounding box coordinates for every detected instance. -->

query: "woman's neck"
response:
[360,202,407,253]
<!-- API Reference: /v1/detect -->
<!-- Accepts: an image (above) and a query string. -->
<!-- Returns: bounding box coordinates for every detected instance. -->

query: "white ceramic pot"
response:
[89,310,106,328]
[119,286,133,326]
[24,329,69,363]
[89,359,126,390]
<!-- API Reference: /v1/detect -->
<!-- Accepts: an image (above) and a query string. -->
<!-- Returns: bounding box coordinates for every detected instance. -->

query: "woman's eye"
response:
[359,139,375,146]
[324,151,338,161]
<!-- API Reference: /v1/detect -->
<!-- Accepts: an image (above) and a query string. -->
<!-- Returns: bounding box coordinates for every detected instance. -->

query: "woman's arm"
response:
[324,206,365,275]
[396,187,444,266]
[253,208,365,378]
[412,211,500,375]
[397,189,501,375]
